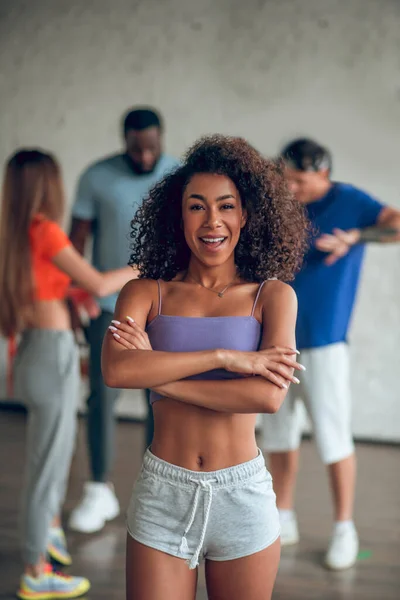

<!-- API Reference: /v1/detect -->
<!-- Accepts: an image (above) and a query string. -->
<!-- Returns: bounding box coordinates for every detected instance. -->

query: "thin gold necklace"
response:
[187,273,237,298]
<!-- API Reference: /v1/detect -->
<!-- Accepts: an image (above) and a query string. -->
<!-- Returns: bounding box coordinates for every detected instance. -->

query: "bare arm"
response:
[67,217,95,329]
[153,282,298,414]
[315,206,400,265]
[358,207,400,242]
[101,279,226,388]
[52,245,137,297]
[153,377,287,415]
[69,217,93,255]
[105,281,301,413]
[340,207,400,244]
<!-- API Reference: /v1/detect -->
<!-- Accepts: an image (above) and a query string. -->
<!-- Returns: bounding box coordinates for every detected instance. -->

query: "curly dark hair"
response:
[129,135,310,282]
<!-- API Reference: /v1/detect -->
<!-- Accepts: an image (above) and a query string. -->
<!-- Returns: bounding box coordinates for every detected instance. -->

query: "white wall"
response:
[1,0,399,441]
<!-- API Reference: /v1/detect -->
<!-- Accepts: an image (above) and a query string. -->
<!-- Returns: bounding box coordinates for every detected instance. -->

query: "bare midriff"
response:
[25,299,71,331]
[152,399,258,471]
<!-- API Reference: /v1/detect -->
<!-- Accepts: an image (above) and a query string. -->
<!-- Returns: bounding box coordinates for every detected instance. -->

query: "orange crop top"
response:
[29,214,71,300]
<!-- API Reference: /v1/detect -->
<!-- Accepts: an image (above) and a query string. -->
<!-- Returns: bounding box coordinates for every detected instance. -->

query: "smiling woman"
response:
[182,174,247,286]
[129,135,309,283]
[101,135,310,600]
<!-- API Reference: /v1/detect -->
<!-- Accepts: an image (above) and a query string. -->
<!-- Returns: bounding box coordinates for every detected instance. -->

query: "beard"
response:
[124,153,160,175]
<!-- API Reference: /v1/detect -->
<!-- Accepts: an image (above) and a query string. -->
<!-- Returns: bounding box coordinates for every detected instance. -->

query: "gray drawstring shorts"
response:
[127,448,280,568]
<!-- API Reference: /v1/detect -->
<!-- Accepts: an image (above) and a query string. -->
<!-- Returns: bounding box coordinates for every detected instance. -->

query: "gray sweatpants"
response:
[14,330,79,565]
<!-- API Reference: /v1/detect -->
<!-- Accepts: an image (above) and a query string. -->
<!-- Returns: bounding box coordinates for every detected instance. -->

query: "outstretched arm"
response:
[69,217,93,256]
[362,207,400,242]
[52,245,136,297]
[315,206,400,265]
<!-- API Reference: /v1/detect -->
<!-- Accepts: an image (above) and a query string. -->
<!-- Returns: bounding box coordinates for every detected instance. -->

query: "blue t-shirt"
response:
[72,153,179,312]
[293,183,384,349]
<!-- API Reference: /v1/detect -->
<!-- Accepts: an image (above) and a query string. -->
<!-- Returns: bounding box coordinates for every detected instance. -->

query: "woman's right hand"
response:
[222,347,305,389]
[108,317,152,351]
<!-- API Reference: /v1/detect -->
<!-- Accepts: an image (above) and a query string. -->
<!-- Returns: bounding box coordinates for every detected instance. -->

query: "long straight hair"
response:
[0,149,65,337]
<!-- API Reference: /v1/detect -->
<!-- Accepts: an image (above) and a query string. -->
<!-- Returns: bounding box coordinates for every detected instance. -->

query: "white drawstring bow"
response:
[179,478,216,569]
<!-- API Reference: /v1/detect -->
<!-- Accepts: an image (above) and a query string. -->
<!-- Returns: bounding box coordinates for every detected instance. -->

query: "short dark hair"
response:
[123,107,162,136]
[129,135,310,283]
[281,138,332,173]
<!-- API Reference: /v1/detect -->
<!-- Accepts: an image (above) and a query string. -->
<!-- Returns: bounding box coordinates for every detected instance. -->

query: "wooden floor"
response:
[1,409,399,600]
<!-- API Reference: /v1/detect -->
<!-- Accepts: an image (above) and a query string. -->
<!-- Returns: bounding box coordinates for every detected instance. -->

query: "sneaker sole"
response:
[47,546,72,567]
[324,557,357,571]
[17,580,90,600]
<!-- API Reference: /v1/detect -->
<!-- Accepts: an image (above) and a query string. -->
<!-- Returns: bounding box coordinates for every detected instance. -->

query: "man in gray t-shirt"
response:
[68,108,179,534]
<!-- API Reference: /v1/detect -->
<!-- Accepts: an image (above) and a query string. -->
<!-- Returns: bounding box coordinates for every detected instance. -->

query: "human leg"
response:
[302,343,358,568]
[125,449,204,599]
[268,449,300,509]
[46,335,80,566]
[303,344,356,516]
[87,311,120,483]
[14,330,90,598]
[69,311,120,533]
[53,336,80,511]
[261,384,303,544]
[203,452,280,599]
[15,331,78,567]
[205,539,280,600]
[328,453,356,521]
[126,536,197,600]
[261,384,302,507]
[127,449,280,598]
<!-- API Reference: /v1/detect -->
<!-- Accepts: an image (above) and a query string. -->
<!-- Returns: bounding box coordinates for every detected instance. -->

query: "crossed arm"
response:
[101,279,301,414]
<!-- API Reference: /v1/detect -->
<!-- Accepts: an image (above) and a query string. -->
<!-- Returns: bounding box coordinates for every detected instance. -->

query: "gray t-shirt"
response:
[72,153,179,312]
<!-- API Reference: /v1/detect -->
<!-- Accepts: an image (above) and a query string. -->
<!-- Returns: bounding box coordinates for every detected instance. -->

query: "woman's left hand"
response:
[108,317,153,350]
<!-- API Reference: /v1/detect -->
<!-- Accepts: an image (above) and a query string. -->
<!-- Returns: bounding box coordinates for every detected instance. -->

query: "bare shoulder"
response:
[260,280,297,315]
[114,278,159,325]
[117,277,157,300]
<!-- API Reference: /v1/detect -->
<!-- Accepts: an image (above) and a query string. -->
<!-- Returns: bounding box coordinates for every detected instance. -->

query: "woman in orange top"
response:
[0,149,136,600]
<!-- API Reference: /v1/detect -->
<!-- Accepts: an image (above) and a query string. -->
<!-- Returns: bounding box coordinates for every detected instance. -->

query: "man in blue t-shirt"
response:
[68,108,179,534]
[262,138,400,570]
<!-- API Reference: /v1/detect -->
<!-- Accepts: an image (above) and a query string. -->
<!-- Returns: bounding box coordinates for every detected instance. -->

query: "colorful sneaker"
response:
[47,527,72,566]
[17,564,90,600]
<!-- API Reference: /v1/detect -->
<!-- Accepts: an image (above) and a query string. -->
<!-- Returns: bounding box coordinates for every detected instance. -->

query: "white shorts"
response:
[261,342,354,465]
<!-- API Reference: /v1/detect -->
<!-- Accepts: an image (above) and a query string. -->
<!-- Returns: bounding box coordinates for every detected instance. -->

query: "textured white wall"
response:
[0,0,399,440]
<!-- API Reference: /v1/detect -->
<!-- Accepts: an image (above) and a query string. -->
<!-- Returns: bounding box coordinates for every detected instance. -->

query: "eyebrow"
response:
[188,193,236,201]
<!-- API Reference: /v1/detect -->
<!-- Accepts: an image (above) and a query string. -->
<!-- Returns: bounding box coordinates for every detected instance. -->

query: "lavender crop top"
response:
[147,280,265,405]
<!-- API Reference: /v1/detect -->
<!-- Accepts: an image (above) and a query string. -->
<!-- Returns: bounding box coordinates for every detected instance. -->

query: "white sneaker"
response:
[324,526,359,570]
[69,482,120,533]
[279,512,300,546]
